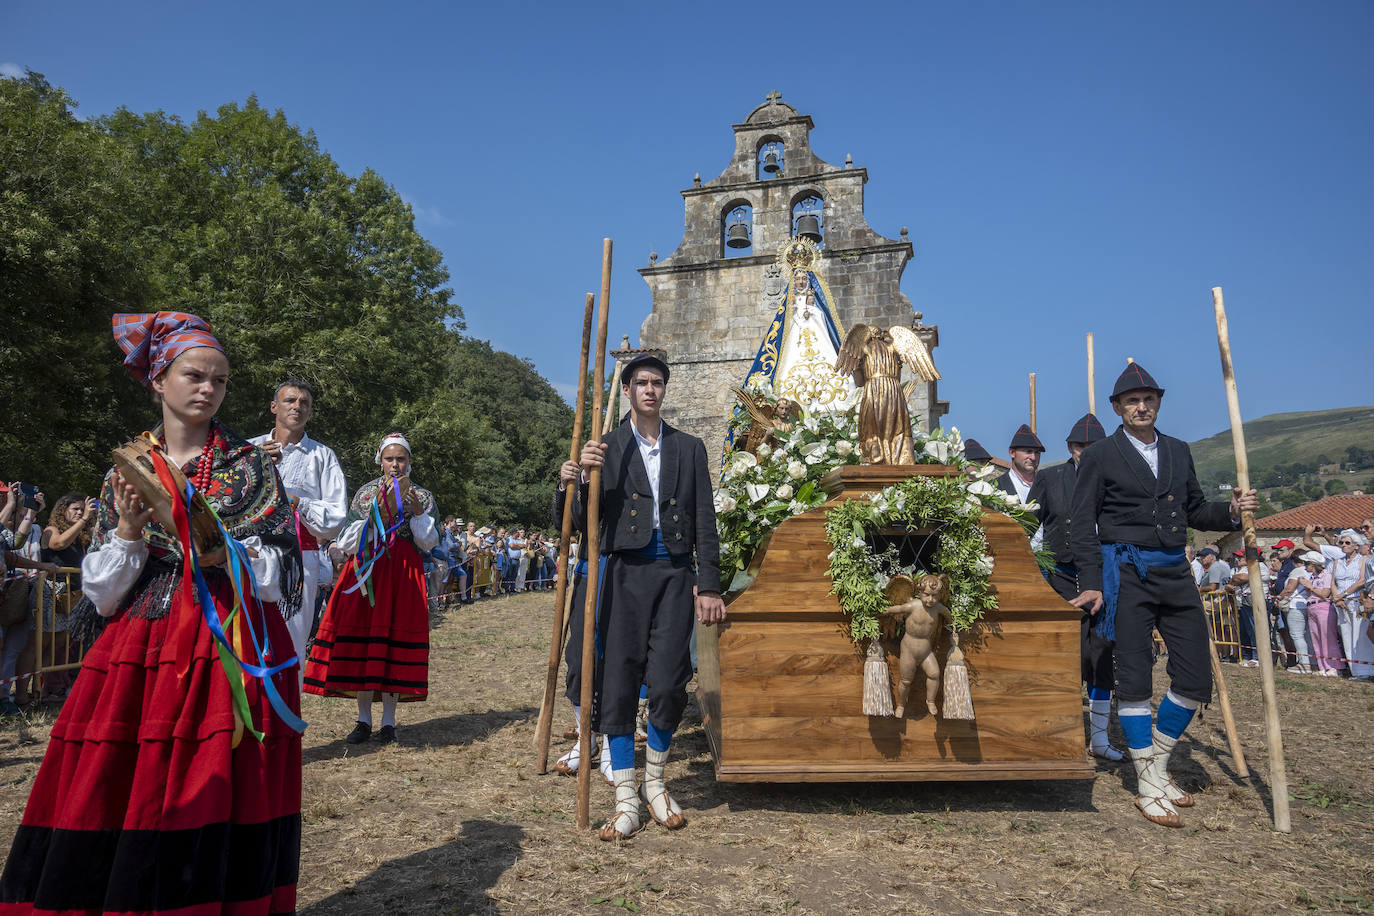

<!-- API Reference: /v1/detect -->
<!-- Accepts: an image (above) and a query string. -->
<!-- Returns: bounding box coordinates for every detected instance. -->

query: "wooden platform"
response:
[698,464,1094,783]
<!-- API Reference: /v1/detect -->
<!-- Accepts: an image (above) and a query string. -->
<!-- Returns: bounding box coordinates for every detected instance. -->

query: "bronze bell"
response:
[725,220,751,249]
[796,214,822,242]
[762,151,780,173]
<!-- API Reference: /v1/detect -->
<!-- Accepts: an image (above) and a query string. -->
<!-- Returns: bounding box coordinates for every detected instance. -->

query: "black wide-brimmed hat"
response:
[962,438,992,462]
[1008,424,1045,452]
[1067,413,1107,444]
[1109,362,1164,401]
[620,353,670,385]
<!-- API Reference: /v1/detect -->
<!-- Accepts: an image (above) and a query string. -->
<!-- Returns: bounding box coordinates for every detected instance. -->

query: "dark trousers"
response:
[1047,566,1115,692]
[592,553,694,737]
[1238,600,1257,661]
[1112,560,1212,704]
[563,573,588,704]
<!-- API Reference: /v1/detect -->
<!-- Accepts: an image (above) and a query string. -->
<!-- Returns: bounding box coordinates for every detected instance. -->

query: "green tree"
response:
[1325,478,1347,495]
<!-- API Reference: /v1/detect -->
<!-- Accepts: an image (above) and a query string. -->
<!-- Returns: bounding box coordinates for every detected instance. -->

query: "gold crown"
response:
[777,237,821,273]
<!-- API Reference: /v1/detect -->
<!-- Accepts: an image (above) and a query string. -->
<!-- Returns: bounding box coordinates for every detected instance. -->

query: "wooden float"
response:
[698,464,1094,783]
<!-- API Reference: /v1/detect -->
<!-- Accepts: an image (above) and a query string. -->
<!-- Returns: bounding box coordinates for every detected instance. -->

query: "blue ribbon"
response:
[185,480,307,735]
[1098,543,1186,641]
[343,477,409,597]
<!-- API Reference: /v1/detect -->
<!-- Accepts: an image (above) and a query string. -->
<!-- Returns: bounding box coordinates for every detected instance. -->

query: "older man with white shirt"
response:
[252,380,348,682]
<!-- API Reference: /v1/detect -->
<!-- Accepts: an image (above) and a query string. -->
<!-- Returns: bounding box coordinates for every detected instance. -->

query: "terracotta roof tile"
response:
[1254,493,1374,531]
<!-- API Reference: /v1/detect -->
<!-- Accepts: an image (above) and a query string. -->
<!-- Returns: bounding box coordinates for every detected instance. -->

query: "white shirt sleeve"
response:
[409,512,439,552]
[1319,544,1343,562]
[240,536,284,604]
[82,535,148,617]
[298,450,349,540]
[336,519,366,555]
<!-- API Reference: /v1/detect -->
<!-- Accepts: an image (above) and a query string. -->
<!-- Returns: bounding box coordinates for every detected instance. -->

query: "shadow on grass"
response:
[303,706,537,763]
[301,817,522,916]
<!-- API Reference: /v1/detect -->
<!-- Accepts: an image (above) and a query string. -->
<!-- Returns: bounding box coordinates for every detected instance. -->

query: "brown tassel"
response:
[941,642,975,720]
[862,638,895,717]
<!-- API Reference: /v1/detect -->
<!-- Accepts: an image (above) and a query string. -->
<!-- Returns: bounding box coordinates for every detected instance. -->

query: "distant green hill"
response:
[1188,406,1374,487]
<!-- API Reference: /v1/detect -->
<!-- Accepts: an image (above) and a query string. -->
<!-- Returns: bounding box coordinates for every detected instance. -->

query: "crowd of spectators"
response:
[424,518,565,605]
[1190,521,1374,681]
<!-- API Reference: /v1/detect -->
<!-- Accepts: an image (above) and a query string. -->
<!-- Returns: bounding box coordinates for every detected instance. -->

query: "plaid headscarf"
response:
[112,311,224,388]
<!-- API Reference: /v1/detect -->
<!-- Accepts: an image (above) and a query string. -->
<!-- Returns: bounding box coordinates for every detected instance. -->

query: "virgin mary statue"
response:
[742,239,859,414]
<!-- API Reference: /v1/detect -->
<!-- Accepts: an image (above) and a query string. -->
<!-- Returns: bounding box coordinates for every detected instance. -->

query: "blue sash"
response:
[1099,544,1186,641]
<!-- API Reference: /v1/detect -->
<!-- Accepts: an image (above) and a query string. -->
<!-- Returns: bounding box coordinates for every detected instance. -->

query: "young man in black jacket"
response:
[1069,363,1258,827]
[574,354,724,840]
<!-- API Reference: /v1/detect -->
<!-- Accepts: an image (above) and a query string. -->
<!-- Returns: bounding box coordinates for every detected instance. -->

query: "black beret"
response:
[1008,424,1045,452]
[1109,362,1164,401]
[620,354,669,385]
[1067,413,1106,444]
[962,438,992,462]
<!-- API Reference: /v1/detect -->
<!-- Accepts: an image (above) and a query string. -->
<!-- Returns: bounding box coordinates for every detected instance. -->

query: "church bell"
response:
[762,151,780,174]
[726,219,752,249]
[796,214,822,243]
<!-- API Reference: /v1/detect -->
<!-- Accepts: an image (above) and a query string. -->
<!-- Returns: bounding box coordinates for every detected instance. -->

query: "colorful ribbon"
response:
[343,477,408,605]
[150,450,307,745]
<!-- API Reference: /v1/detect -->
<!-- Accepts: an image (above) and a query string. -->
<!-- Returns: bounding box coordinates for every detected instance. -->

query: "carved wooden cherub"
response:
[730,386,801,455]
[881,572,952,718]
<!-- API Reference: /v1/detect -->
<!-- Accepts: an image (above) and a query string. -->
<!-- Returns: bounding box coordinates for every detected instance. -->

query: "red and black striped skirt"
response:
[303,539,429,701]
[0,577,302,915]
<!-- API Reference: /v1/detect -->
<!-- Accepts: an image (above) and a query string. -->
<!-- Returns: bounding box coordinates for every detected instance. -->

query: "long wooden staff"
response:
[1212,285,1291,833]
[577,239,613,829]
[1207,633,1249,777]
[1086,332,1096,415]
[1028,372,1037,433]
[533,292,595,773]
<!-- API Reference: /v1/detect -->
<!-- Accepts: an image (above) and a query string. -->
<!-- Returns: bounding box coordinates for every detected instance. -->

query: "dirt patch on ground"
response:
[3,592,1372,914]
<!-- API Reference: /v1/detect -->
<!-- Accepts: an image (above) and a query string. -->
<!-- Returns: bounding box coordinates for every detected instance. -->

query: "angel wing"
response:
[888,326,942,382]
[835,323,873,380]
[730,386,776,429]
[883,573,916,606]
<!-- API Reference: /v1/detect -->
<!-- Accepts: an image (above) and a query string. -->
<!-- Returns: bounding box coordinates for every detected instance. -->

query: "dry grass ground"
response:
[3,591,1372,915]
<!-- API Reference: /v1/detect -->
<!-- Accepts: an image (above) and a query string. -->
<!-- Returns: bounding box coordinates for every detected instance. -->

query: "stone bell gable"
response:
[638,92,946,454]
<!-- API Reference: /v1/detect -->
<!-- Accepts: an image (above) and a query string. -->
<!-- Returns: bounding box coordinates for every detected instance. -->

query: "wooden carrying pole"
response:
[1207,633,1249,777]
[1086,332,1096,415]
[577,239,613,829]
[1028,373,1037,433]
[1211,285,1291,833]
[533,292,595,773]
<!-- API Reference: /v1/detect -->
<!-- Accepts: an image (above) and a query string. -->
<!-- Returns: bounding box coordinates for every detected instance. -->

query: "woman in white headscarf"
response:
[303,432,438,745]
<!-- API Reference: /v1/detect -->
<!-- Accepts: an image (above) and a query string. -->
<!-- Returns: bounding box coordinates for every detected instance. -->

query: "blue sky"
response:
[6,1,1372,459]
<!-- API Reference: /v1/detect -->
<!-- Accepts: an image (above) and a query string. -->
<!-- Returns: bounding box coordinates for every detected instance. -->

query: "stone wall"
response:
[638,95,946,453]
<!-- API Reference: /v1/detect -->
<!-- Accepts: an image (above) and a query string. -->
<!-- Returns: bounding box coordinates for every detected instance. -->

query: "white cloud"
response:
[399,190,454,228]
[0,62,25,80]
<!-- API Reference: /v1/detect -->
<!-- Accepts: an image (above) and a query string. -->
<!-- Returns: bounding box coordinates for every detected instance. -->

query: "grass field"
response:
[3,591,1373,914]
[1188,405,1374,485]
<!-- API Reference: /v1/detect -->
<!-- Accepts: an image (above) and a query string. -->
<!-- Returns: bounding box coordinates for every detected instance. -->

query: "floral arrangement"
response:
[714,388,1042,643]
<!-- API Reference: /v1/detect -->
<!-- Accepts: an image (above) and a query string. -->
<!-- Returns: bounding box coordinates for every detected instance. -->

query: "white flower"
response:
[787,461,806,480]
[788,500,806,515]
[756,443,772,460]
[852,536,867,548]
[965,494,984,513]
[1022,500,1040,514]
[799,441,826,458]
[967,479,996,498]
[745,483,770,504]
[713,491,738,513]
[776,483,794,500]
[804,416,820,433]
[835,440,854,456]
[923,440,954,463]
[726,451,757,480]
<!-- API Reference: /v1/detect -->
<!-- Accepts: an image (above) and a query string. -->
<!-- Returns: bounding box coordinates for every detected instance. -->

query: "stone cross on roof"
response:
[765,90,782,103]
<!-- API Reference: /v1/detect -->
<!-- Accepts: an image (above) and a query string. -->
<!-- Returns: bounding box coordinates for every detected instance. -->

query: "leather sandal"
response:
[1134,797,1183,828]
[597,810,643,841]
[1166,779,1195,808]
[640,782,686,830]
[561,727,579,741]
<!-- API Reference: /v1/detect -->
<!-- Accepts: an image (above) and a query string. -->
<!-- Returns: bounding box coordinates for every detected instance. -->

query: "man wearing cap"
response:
[1069,362,1258,827]
[252,379,348,684]
[997,425,1044,508]
[1027,412,1122,761]
[574,353,724,840]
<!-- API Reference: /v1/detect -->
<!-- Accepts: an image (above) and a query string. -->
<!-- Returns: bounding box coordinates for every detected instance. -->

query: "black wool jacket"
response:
[573,421,722,594]
[1070,427,1238,592]
[1027,461,1077,567]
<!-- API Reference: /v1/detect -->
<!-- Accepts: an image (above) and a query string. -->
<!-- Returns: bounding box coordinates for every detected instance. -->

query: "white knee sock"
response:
[381,693,398,728]
[356,690,374,726]
[641,745,683,825]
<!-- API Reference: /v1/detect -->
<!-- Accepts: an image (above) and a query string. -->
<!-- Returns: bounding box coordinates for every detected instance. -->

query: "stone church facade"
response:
[638,93,947,452]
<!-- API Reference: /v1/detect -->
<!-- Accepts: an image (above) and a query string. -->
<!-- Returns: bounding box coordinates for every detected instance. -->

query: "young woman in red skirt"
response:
[304,433,436,745]
[0,312,305,915]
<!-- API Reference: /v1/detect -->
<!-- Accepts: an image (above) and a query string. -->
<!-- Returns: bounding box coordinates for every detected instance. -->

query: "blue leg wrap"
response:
[608,733,635,770]
[1086,686,1112,702]
[1155,691,1198,740]
[639,683,648,699]
[646,721,673,753]
[1118,699,1153,749]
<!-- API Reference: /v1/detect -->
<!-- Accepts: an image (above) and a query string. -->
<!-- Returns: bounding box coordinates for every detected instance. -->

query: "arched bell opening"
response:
[757,140,785,180]
[722,202,753,258]
[791,193,824,247]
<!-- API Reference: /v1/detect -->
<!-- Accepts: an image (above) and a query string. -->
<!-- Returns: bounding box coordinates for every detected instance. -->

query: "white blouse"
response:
[82,533,288,617]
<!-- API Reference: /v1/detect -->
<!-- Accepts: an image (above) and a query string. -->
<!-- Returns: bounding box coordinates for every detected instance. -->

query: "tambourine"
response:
[376,474,411,525]
[111,436,222,554]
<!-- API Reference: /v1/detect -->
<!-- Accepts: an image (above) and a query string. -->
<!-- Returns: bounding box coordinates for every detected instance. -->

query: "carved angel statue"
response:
[834,324,941,465]
[880,573,952,718]
[729,386,800,456]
